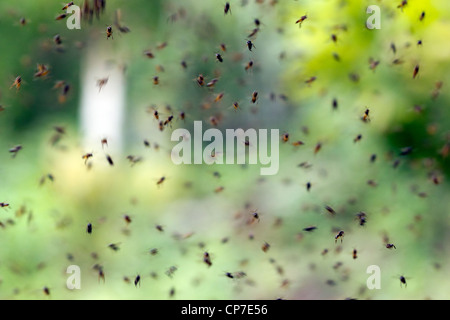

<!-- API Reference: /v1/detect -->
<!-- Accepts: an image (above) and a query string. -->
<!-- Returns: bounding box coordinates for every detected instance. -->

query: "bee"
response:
[332,52,340,62]
[58,83,71,103]
[34,64,50,78]
[332,98,338,110]
[314,142,322,154]
[19,17,28,26]
[419,11,425,21]
[123,214,132,225]
[246,40,255,51]
[305,76,317,85]
[251,91,258,103]
[245,60,254,71]
[9,145,23,158]
[413,65,419,79]
[431,81,443,100]
[148,107,159,120]
[292,140,304,147]
[321,248,329,256]
[10,76,22,90]
[108,243,121,251]
[126,155,142,166]
[142,139,151,148]
[215,53,223,63]
[333,262,343,270]
[196,74,205,86]
[62,1,74,10]
[431,174,441,185]
[114,9,131,33]
[180,60,188,70]
[399,275,407,287]
[214,92,225,103]
[370,154,377,163]
[250,211,260,223]
[179,111,186,121]
[166,266,178,278]
[43,287,50,296]
[155,224,164,232]
[53,34,62,45]
[224,2,231,15]
[248,28,259,38]
[214,186,224,193]
[354,134,362,143]
[97,267,106,283]
[386,243,396,249]
[203,252,212,267]
[206,78,219,88]
[331,34,337,43]
[164,115,174,127]
[392,58,404,65]
[390,42,397,54]
[356,212,367,226]
[231,102,241,112]
[295,15,307,28]
[210,115,222,126]
[144,50,155,59]
[134,274,141,287]
[39,173,54,186]
[353,249,358,259]
[335,230,344,243]
[349,73,360,83]
[361,108,370,123]
[306,181,311,191]
[97,77,108,92]
[367,179,377,187]
[152,76,159,85]
[86,223,93,234]
[303,226,317,232]
[369,58,380,71]
[155,65,165,74]
[55,13,68,20]
[0,203,10,209]
[106,25,113,40]
[156,42,168,50]
[106,155,114,166]
[156,176,166,186]
[325,205,336,216]
[262,242,270,253]
[397,0,407,11]
[82,153,93,164]
[399,146,413,156]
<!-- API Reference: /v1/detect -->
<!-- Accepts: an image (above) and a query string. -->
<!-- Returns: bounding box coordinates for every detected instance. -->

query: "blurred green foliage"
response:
[0,0,449,300]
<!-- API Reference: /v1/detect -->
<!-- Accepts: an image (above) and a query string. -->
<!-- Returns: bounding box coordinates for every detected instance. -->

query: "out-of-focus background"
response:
[0,0,449,300]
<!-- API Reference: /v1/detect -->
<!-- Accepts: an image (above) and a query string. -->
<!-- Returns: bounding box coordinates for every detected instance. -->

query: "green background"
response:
[0,0,449,299]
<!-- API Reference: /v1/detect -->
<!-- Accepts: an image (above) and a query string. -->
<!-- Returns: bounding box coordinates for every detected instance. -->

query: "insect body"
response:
[224,2,231,15]
[295,15,307,27]
[246,40,255,51]
[10,76,22,90]
[106,25,113,39]
[335,230,344,243]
